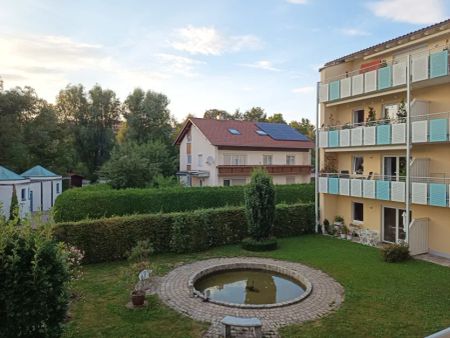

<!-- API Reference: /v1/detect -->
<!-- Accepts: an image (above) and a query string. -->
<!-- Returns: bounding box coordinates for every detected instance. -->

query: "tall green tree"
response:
[289,118,315,140]
[267,113,286,124]
[56,84,121,179]
[124,88,172,145]
[243,106,267,122]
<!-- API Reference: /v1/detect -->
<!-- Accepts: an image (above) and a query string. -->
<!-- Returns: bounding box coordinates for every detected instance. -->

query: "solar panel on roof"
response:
[256,122,309,141]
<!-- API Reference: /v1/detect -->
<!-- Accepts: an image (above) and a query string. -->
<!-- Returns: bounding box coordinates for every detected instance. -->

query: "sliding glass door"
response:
[383,156,406,181]
[383,207,410,243]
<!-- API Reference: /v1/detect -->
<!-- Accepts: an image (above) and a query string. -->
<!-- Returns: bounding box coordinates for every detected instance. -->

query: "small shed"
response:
[0,165,31,219]
[21,165,63,212]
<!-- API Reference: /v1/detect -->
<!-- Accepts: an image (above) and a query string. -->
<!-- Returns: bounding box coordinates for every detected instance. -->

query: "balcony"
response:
[217,165,311,176]
[319,112,450,149]
[319,48,449,104]
[319,174,450,208]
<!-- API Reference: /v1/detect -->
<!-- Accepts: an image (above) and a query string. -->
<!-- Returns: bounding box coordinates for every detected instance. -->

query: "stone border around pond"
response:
[188,262,313,309]
[156,257,345,337]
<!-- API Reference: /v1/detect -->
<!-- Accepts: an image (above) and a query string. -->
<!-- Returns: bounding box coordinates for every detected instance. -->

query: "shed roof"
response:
[21,165,59,178]
[0,166,27,181]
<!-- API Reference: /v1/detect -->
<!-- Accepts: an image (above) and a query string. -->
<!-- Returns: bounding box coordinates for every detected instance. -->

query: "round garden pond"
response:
[190,263,312,308]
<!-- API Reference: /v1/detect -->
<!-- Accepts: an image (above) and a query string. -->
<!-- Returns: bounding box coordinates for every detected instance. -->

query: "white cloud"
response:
[292,86,315,94]
[340,28,370,36]
[171,25,262,55]
[368,0,447,24]
[240,60,281,71]
[286,0,308,4]
[156,53,203,77]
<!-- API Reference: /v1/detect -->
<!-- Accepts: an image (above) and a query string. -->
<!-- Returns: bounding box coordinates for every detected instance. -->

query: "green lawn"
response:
[63,235,450,338]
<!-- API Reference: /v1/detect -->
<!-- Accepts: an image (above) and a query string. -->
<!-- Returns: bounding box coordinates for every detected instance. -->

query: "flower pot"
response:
[347,234,353,240]
[131,290,145,306]
[340,234,346,239]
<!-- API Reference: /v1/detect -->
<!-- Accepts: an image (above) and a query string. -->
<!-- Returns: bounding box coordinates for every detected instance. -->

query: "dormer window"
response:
[228,128,240,135]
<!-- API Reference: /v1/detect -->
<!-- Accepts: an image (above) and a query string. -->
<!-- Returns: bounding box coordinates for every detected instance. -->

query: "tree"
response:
[100,141,176,189]
[9,186,19,221]
[289,118,315,140]
[244,169,276,241]
[243,107,267,122]
[267,113,286,124]
[56,84,121,179]
[124,88,172,145]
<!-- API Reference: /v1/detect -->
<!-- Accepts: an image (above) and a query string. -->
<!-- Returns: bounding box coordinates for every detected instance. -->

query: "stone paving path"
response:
[156,257,344,337]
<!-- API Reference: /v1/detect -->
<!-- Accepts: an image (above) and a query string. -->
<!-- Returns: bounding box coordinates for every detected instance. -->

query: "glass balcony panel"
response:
[376,180,390,200]
[319,131,329,148]
[328,177,339,194]
[429,183,447,207]
[412,182,427,204]
[429,118,448,142]
[318,177,328,193]
[351,127,363,146]
[392,61,407,86]
[339,129,350,147]
[352,74,364,96]
[391,181,405,202]
[391,123,406,144]
[328,130,339,147]
[329,80,340,101]
[363,126,376,145]
[430,50,448,78]
[378,65,392,90]
[376,124,391,145]
[412,52,429,82]
[340,78,351,98]
[339,178,350,195]
[412,120,428,143]
[350,179,362,197]
[363,180,375,198]
[319,83,329,102]
[364,70,377,93]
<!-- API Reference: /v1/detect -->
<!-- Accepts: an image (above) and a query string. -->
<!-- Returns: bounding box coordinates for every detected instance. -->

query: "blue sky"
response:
[0,0,448,123]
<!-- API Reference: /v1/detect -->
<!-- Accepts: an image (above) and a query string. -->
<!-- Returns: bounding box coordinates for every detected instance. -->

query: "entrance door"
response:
[383,156,406,181]
[383,207,410,243]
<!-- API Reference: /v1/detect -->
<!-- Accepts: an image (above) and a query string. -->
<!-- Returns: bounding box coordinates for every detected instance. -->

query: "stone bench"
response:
[221,316,262,338]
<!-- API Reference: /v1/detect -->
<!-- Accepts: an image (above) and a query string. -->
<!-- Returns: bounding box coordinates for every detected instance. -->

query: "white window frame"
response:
[198,154,203,167]
[286,155,296,165]
[352,155,364,175]
[352,202,364,224]
[263,154,273,165]
[352,108,365,126]
[224,154,247,165]
[187,154,192,165]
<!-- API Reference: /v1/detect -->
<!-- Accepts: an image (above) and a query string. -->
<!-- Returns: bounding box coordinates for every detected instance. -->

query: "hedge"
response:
[53,203,314,263]
[53,184,314,222]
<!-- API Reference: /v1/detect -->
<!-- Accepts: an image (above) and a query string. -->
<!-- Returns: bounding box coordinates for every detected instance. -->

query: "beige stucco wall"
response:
[217,149,310,166]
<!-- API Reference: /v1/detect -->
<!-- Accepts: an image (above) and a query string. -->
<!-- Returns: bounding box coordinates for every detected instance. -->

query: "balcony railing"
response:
[319,173,450,208]
[319,46,449,103]
[217,165,311,176]
[319,112,450,148]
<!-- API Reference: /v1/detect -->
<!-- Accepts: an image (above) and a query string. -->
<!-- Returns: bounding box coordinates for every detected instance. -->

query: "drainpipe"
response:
[315,81,320,233]
[405,54,411,242]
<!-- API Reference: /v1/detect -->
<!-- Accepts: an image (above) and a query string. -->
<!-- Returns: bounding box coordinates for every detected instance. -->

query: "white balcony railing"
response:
[319,45,449,103]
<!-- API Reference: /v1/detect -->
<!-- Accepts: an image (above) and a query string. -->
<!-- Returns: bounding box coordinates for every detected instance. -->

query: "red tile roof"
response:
[174,118,314,150]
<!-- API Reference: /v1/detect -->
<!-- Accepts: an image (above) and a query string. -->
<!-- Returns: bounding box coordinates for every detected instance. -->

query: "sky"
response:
[0,0,449,123]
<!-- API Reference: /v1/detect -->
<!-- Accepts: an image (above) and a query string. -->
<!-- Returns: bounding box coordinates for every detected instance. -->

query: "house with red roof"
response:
[174,118,314,186]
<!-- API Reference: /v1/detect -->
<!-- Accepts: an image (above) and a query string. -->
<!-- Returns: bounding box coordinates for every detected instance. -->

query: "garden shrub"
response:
[241,237,278,251]
[381,243,411,263]
[0,223,71,338]
[244,169,276,241]
[54,203,314,263]
[53,183,314,222]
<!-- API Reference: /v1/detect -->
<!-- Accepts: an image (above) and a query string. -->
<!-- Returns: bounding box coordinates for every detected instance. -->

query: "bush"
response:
[53,183,314,222]
[381,243,411,263]
[245,169,275,241]
[241,237,278,251]
[127,240,154,262]
[0,223,71,337]
[54,203,314,263]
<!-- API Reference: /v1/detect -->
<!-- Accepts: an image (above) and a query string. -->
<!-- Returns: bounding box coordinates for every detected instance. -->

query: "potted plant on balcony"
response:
[366,107,377,127]
[342,122,352,130]
[396,99,407,123]
[340,225,348,239]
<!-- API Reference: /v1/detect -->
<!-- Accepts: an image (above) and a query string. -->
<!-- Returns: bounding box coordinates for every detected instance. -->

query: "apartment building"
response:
[316,19,450,258]
[175,118,313,186]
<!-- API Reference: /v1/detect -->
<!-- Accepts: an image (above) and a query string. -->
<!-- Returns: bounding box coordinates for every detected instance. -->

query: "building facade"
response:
[316,19,450,258]
[175,118,313,186]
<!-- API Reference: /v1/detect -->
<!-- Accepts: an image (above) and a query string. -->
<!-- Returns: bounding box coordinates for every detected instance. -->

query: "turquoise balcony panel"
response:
[429,118,448,142]
[329,80,340,101]
[430,50,448,78]
[376,180,390,200]
[376,124,391,145]
[377,65,392,90]
[328,177,339,194]
[328,130,340,147]
[429,183,447,207]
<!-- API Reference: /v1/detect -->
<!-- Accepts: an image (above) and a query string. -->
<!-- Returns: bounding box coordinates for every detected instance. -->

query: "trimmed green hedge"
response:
[53,184,314,222]
[53,203,314,263]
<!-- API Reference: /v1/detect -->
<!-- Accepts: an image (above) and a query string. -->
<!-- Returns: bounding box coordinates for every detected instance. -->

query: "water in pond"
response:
[194,269,305,305]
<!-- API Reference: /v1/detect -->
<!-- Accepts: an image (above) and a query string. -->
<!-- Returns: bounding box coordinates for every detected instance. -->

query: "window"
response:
[353,202,364,223]
[383,103,399,121]
[286,176,295,184]
[232,178,246,186]
[352,156,364,174]
[286,155,296,165]
[198,154,203,167]
[256,130,267,136]
[56,183,60,194]
[187,154,192,164]
[223,179,231,186]
[21,188,26,201]
[186,131,192,143]
[263,155,273,165]
[228,128,241,135]
[353,109,365,126]
[224,154,247,165]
